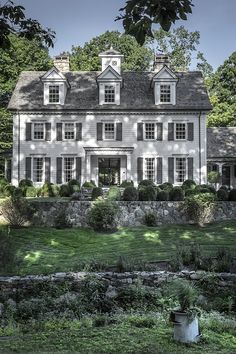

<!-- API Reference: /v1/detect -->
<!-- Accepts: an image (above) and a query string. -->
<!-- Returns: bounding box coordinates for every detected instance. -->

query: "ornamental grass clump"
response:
[1,196,34,228]
[88,198,120,232]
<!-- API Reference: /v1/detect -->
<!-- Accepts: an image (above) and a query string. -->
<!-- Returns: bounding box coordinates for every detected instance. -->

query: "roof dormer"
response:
[98,47,124,74]
[152,63,178,105]
[41,66,70,105]
[97,64,122,106]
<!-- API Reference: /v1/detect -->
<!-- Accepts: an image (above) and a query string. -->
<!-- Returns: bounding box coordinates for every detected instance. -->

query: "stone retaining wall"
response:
[31,201,236,227]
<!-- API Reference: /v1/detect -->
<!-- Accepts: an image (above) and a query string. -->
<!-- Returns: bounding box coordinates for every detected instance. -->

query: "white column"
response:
[85,154,91,182]
[126,154,131,181]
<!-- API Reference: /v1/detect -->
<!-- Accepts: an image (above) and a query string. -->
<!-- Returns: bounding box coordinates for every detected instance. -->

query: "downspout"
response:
[198,111,202,185]
[17,110,20,185]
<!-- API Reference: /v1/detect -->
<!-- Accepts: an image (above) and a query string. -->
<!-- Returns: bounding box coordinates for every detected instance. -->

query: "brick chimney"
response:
[153,54,169,72]
[53,55,70,72]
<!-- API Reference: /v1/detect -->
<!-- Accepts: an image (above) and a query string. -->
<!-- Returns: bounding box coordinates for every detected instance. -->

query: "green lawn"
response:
[1,220,236,275]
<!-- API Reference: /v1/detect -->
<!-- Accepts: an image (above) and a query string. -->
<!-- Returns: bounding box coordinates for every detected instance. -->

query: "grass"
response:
[1,220,236,275]
[0,313,235,353]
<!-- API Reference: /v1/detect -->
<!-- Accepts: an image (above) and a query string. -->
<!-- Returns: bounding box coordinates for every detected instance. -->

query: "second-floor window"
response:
[144,158,155,182]
[145,123,155,140]
[104,85,115,103]
[175,123,186,140]
[160,85,171,103]
[49,85,60,103]
[64,157,75,182]
[175,157,186,183]
[33,157,44,183]
[33,123,45,140]
[104,123,115,140]
[64,123,75,140]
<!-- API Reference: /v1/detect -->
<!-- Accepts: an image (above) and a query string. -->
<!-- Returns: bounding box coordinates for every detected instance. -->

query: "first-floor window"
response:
[33,123,44,140]
[145,123,155,140]
[104,123,115,140]
[64,157,75,182]
[33,157,44,182]
[175,157,186,183]
[64,123,75,140]
[104,85,115,103]
[145,158,155,182]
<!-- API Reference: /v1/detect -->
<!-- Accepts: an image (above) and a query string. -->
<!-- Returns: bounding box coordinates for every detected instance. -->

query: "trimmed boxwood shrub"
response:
[59,184,70,197]
[229,189,236,201]
[185,188,197,197]
[51,184,60,197]
[138,179,155,188]
[169,187,185,201]
[82,181,96,189]
[68,179,80,195]
[139,186,157,201]
[123,186,138,201]
[107,186,121,201]
[182,179,196,190]
[25,186,38,197]
[159,182,173,191]
[217,189,229,201]
[91,187,103,200]
[88,198,120,232]
[4,185,23,198]
[120,180,134,188]
[19,179,33,188]
[40,182,54,197]
[156,190,169,201]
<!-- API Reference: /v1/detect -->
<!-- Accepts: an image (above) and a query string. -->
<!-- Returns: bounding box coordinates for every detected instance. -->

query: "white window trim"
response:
[104,84,116,104]
[174,122,187,141]
[103,122,116,141]
[143,157,156,183]
[144,122,157,141]
[63,157,76,183]
[32,123,45,141]
[32,156,45,185]
[155,82,176,105]
[160,84,171,103]
[99,83,121,105]
[63,122,76,141]
[174,157,187,185]
[48,84,60,104]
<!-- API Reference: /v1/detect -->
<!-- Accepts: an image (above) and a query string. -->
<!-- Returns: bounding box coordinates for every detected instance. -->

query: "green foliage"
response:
[67,179,80,195]
[59,184,70,197]
[170,279,199,312]
[182,179,196,190]
[229,189,236,201]
[107,186,121,201]
[208,171,220,184]
[120,180,134,188]
[1,196,34,228]
[70,31,152,72]
[40,182,55,197]
[0,177,8,186]
[4,185,23,198]
[217,189,229,201]
[25,186,38,198]
[144,212,157,227]
[159,182,173,191]
[0,227,18,272]
[123,186,138,201]
[169,187,184,201]
[82,181,96,189]
[139,186,157,201]
[138,179,155,188]
[91,187,103,201]
[184,193,217,226]
[88,198,120,232]
[156,190,169,201]
[54,210,72,230]
[215,248,234,273]
[19,179,33,188]
[0,108,12,156]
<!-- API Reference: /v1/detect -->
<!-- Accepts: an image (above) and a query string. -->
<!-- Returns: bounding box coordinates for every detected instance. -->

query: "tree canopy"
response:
[116,0,194,45]
[0,0,55,49]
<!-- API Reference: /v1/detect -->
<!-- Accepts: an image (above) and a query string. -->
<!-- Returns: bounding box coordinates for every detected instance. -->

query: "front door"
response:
[98,158,120,186]
[222,165,231,187]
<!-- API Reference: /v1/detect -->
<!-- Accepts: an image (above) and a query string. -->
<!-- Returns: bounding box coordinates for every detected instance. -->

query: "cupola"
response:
[98,47,124,74]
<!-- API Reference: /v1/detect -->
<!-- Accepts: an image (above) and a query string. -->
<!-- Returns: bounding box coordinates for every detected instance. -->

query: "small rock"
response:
[105,285,118,299]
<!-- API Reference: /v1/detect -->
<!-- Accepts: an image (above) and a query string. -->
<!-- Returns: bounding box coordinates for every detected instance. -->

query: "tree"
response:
[116,0,194,45]
[70,31,153,72]
[0,0,55,49]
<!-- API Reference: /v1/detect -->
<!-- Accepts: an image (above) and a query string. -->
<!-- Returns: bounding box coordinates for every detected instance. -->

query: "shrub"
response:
[0,228,18,273]
[25,186,38,198]
[185,188,197,197]
[156,190,169,201]
[68,179,80,195]
[139,186,157,201]
[144,212,157,226]
[40,182,55,197]
[120,180,134,188]
[159,182,173,191]
[123,186,138,201]
[91,187,103,201]
[70,192,81,201]
[182,180,196,190]
[59,184,70,197]
[19,179,33,188]
[51,184,60,197]
[88,198,120,232]
[215,248,234,273]
[4,185,23,198]
[82,181,96,189]
[0,177,8,187]
[54,210,72,229]
[229,189,236,201]
[107,186,121,201]
[217,189,229,201]
[195,185,216,194]
[219,185,229,192]
[170,279,199,312]
[208,171,220,185]
[138,179,155,188]
[169,187,185,201]
[184,193,216,226]
[1,196,34,228]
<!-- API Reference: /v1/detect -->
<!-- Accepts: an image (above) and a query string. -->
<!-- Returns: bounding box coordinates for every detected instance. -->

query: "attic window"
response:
[49,85,60,103]
[160,85,171,103]
[104,85,115,103]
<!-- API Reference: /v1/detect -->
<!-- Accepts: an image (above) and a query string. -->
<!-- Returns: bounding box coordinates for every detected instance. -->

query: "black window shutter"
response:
[76,157,82,182]
[137,123,143,141]
[187,123,194,141]
[45,123,51,141]
[156,123,163,141]
[25,157,31,180]
[168,157,174,184]
[97,123,103,141]
[56,123,63,141]
[234,165,236,178]
[76,123,82,141]
[45,157,51,182]
[168,123,174,141]
[56,157,63,184]
[188,157,194,180]
[137,157,143,183]
[116,123,122,141]
[156,157,163,184]
[26,123,32,141]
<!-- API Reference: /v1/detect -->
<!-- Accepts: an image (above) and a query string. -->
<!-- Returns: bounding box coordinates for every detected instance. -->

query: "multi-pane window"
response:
[64,157,74,182]
[64,123,75,140]
[104,85,115,103]
[33,157,44,183]
[160,85,171,103]
[33,123,44,140]
[145,158,155,182]
[176,158,186,183]
[175,123,186,140]
[145,123,155,140]
[104,123,115,140]
[49,85,60,103]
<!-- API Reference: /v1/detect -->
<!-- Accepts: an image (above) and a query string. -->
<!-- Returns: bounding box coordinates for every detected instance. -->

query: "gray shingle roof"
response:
[207,127,236,158]
[8,70,212,111]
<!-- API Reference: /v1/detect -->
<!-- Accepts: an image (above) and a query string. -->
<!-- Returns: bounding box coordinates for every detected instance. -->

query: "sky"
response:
[14,0,236,71]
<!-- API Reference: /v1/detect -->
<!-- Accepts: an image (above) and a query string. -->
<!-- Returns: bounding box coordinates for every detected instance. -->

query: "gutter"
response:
[17,111,20,184]
[198,111,202,184]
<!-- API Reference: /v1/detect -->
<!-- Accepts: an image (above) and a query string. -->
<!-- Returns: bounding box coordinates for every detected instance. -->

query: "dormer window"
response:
[49,85,60,103]
[152,65,177,106]
[104,85,115,103]
[160,85,171,103]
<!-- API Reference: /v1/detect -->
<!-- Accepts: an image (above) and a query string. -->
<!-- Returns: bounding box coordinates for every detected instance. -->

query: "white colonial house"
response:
[8,49,212,187]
